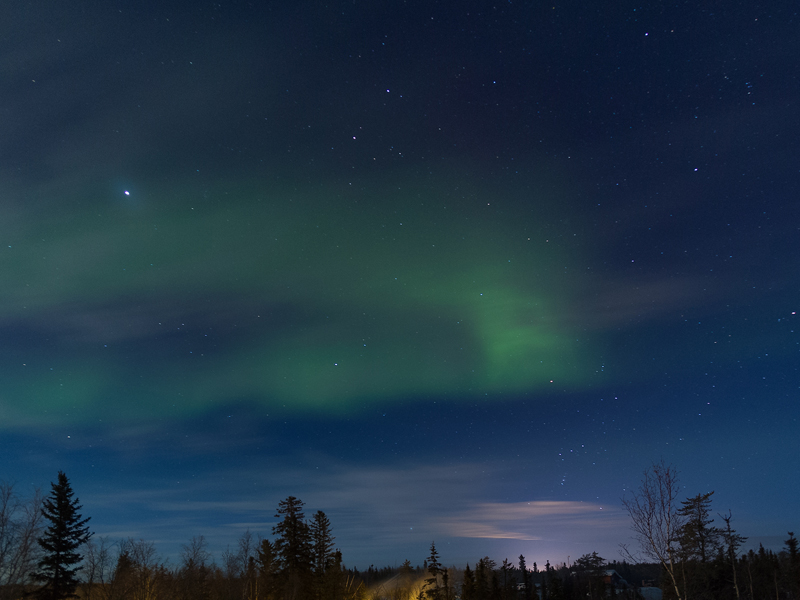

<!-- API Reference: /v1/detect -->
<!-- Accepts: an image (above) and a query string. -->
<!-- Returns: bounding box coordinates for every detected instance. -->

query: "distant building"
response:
[601,569,628,590]
[637,586,663,600]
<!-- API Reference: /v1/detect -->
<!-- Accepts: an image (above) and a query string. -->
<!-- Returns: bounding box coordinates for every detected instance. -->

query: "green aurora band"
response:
[0,173,606,426]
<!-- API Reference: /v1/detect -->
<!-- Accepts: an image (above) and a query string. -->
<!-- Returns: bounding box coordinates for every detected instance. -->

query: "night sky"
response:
[1,0,798,569]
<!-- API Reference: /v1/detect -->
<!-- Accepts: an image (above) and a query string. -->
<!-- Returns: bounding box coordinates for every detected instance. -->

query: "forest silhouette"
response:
[1,469,797,600]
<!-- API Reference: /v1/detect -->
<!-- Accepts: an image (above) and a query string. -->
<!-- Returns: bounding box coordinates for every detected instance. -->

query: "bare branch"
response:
[622,461,685,600]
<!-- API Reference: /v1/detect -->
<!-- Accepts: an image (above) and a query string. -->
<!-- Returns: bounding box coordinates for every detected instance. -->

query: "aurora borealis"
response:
[1,0,798,568]
[3,172,598,422]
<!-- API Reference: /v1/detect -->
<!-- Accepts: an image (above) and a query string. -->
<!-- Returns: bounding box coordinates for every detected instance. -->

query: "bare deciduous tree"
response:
[81,537,114,600]
[112,538,165,600]
[0,482,44,600]
[621,461,685,600]
[219,532,258,600]
[177,536,213,600]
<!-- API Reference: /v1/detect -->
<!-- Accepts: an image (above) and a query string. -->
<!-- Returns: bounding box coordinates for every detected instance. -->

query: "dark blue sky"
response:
[0,0,798,569]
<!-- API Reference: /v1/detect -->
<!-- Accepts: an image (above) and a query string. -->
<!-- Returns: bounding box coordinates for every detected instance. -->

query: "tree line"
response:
[1,469,797,600]
[621,461,799,600]
[92,495,352,600]
[0,476,352,600]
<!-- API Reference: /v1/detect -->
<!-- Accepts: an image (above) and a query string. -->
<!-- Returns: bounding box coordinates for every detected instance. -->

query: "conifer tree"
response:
[400,559,413,577]
[678,492,721,563]
[273,497,312,600]
[677,492,721,599]
[500,559,513,600]
[32,471,92,600]
[489,571,501,600]
[319,550,346,600]
[518,555,531,600]
[309,511,335,600]
[474,558,492,600]
[256,539,279,600]
[785,532,800,599]
[573,552,606,599]
[461,564,476,600]
[540,561,550,600]
[310,511,335,575]
[421,542,443,600]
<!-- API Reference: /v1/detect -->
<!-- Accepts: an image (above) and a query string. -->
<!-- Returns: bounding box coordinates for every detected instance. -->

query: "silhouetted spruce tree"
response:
[544,564,563,600]
[319,550,346,600]
[678,492,721,563]
[489,571,501,600]
[309,511,335,600]
[573,552,606,600]
[518,555,531,600]
[677,492,721,599]
[785,532,800,598]
[539,561,550,600]
[442,567,452,600]
[310,511,334,574]
[32,471,92,600]
[256,538,279,600]
[421,542,443,600]
[108,549,135,600]
[743,544,781,600]
[273,496,312,600]
[500,559,513,600]
[400,560,413,576]
[461,564,476,600]
[474,558,492,600]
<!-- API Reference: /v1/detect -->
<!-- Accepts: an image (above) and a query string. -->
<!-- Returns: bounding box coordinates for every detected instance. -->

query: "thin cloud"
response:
[565,275,713,330]
[442,501,628,541]
[443,523,543,541]
[472,501,609,518]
